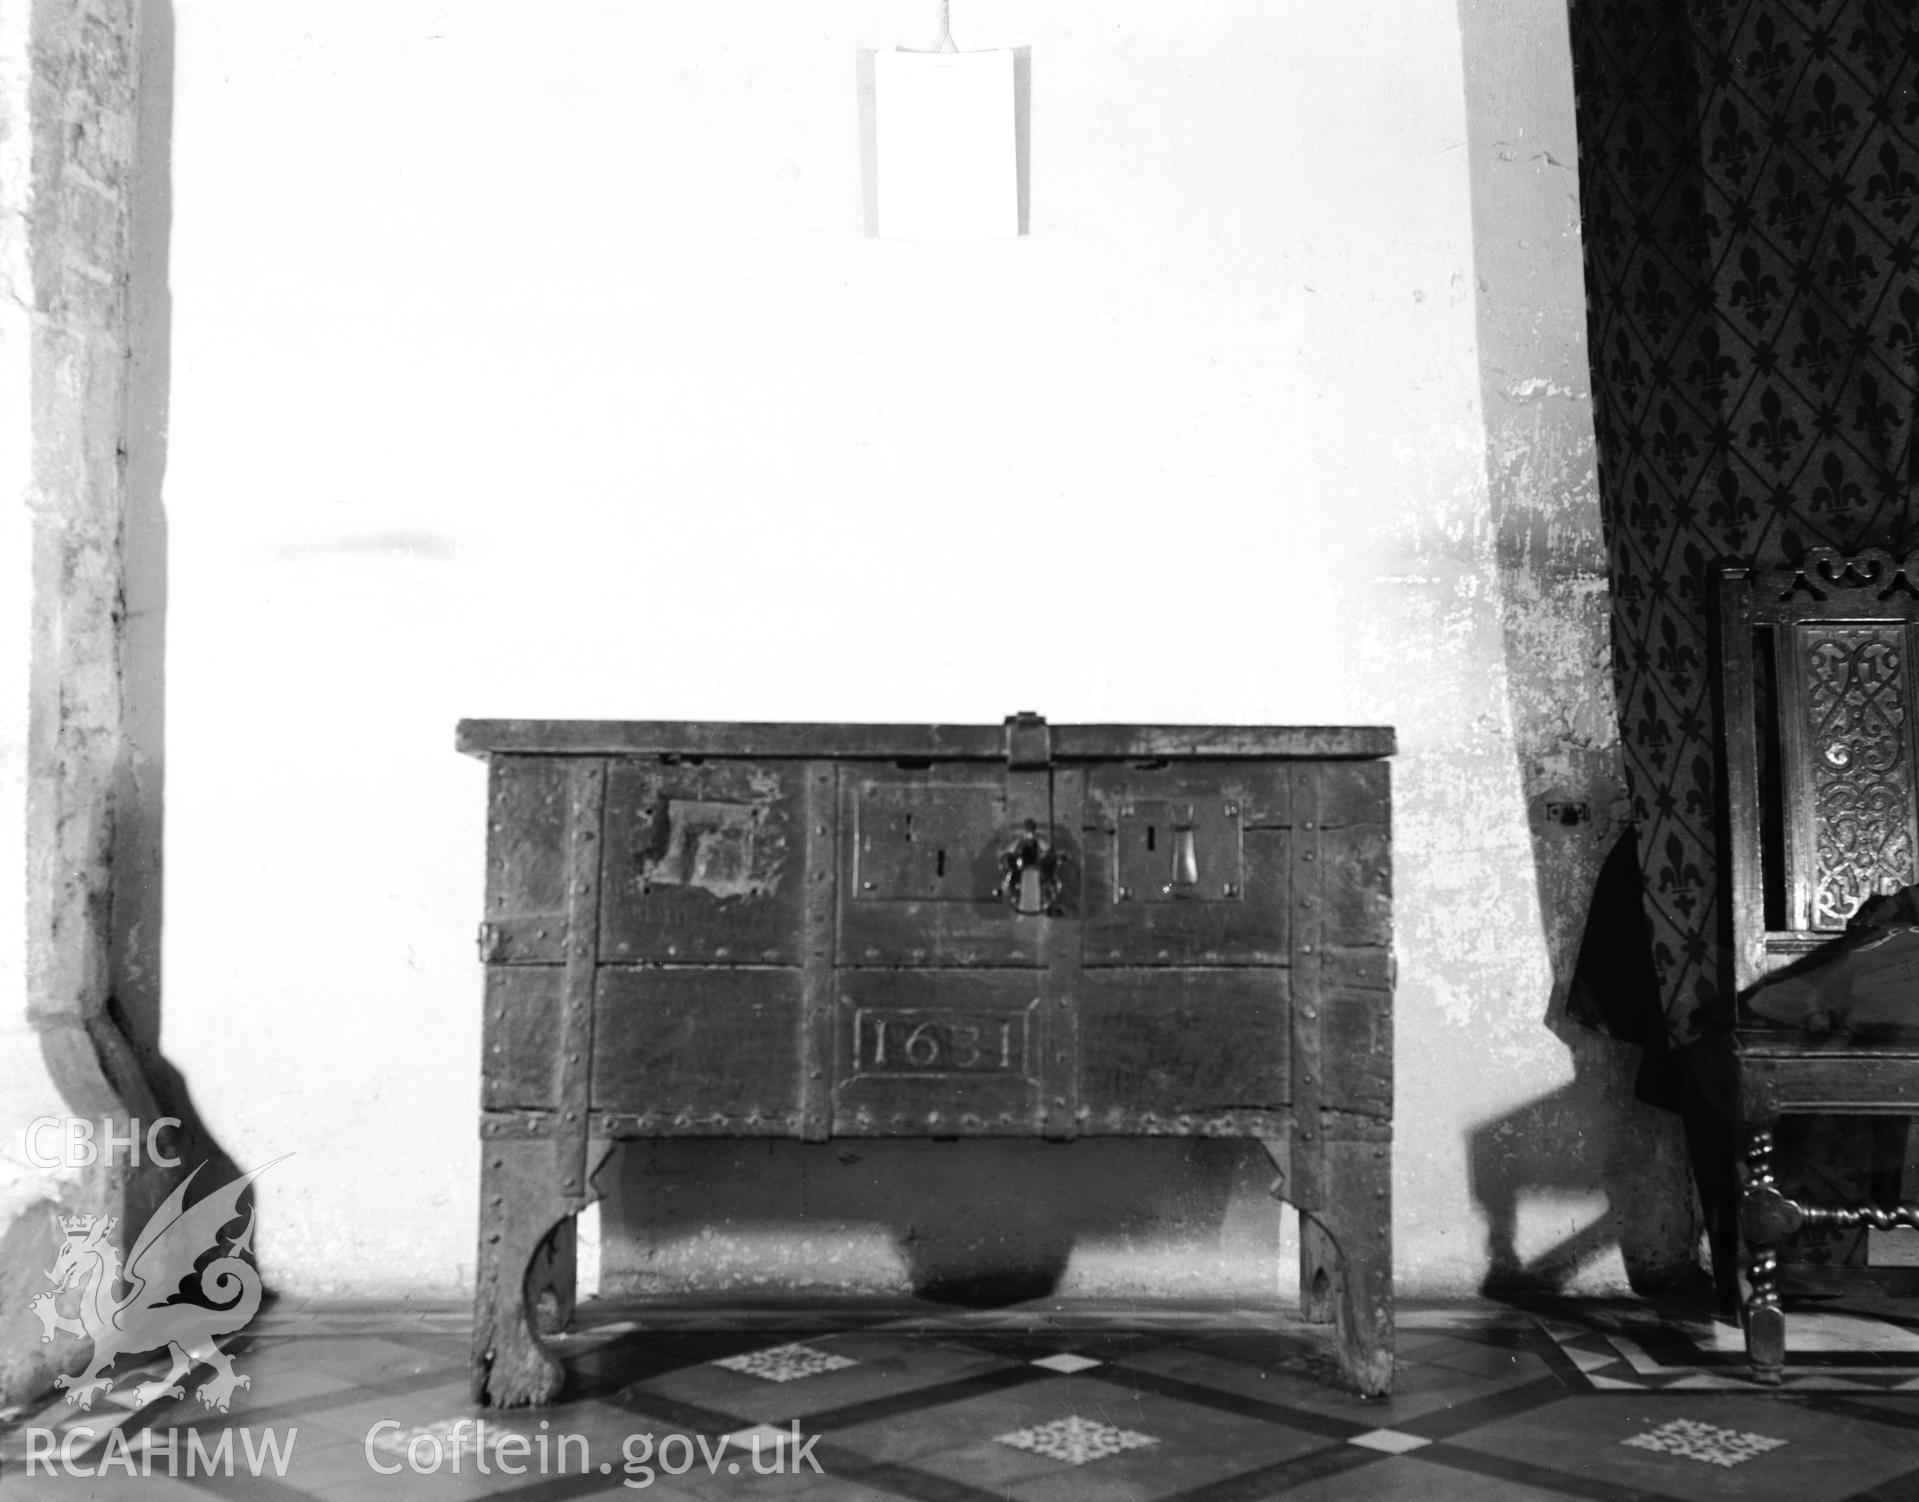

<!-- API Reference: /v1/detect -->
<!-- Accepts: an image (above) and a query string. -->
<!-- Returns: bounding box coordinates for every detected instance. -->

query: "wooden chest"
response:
[458,714,1394,1403]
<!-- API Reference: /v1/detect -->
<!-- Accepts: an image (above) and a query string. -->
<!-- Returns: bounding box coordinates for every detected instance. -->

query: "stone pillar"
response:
[1458,0,1703,1293]
[0,0,162,1407]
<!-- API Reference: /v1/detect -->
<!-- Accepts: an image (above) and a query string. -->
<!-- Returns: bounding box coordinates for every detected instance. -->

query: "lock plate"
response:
[1115,800,1244,903]
[855,785,1006,902]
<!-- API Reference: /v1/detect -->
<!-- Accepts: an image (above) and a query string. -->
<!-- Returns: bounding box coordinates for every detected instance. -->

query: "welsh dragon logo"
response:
[28,1158,282,1412]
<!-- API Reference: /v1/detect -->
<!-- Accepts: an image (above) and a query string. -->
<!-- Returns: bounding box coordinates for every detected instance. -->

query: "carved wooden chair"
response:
[1713,548,1919,1382]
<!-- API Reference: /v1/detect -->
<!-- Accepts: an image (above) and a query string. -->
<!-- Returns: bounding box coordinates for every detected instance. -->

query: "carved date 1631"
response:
[853,1009,1030,1076]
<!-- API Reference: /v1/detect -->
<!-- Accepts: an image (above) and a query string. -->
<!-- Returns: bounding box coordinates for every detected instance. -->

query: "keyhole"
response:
[904,813,914,841]
[1146,825,1157,852]
[936,849,946,878]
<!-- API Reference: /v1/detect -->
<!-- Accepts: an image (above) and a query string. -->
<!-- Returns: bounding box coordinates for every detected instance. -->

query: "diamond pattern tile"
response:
[1029,1352,1103,1374]
[993,1414,1159,1465]
[711,1341,857,1383]
[1623,1418,1788,1467]
[1349,1428,1433,1454]
[723,1421,790,1448]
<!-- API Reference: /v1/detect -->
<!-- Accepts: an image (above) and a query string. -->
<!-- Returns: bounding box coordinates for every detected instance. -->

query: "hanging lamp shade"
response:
[871,47,1018,240]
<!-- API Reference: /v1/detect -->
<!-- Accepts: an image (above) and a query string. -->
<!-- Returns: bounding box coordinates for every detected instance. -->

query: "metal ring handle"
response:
[999,821,1062,916]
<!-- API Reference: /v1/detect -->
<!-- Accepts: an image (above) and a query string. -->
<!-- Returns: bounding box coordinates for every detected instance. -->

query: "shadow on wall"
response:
[1452,0,1701,1295]
[1467,824,1707,1296]
[1467,1032,1701,1294]
[602,1138,1285,1304]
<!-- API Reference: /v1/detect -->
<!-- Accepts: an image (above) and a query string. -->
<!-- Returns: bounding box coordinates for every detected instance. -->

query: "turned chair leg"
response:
[1739,1121,1788,1384]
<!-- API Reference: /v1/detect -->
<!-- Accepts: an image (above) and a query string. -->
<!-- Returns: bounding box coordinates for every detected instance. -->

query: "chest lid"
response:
[457,712,1394,764]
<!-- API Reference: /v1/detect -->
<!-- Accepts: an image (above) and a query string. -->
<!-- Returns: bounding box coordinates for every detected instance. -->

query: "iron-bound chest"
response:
[460,712,1397,1404]
[460,714,1392,1145]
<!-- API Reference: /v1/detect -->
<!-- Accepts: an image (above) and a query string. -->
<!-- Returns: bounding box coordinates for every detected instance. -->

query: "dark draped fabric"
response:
[1570,0,1919,1051]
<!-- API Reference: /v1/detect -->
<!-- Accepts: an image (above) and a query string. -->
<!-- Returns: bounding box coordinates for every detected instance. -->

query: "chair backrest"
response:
[1717,548,1919,999]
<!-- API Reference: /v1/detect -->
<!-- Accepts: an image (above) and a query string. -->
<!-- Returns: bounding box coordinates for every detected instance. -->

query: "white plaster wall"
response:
[156,1,1598,1294]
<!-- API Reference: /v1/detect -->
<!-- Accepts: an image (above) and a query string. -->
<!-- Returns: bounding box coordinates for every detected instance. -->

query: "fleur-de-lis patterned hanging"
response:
[1572,0,1919,1046]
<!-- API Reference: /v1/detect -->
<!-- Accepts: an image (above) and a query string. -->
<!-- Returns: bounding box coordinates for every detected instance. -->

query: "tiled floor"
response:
[3,1293,1918,1500]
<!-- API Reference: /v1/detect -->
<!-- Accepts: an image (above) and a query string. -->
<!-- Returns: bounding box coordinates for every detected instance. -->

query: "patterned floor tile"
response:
[914,1382,1340,1502]
[1443,1392,1919,1502]
[628,1335,1014,1424]
[713,1342,857,1383]
[824,1374,1151,1467]
[1621,1416,1789,1466]
[15,1298,1919,1500]
[995,1413,1159,1465]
